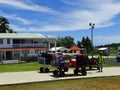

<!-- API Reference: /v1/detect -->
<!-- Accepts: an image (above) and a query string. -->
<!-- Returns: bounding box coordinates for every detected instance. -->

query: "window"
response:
[35,50,38,54]
[7,39,10,44]
[22,50,29,56]
[0,39,3,44]
[22,50,29,54]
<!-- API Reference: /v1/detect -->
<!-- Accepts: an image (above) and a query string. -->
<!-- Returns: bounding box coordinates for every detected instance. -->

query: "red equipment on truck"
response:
[53,53,88,77]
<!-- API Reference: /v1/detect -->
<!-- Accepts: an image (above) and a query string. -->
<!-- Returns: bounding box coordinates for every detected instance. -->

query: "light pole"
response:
[89,23,95,59]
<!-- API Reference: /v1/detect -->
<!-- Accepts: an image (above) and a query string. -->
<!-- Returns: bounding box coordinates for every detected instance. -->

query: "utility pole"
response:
[89,23,95,59]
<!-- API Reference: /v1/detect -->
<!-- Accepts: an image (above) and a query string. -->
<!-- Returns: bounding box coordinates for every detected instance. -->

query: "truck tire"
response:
[89,65,92,70]
[53,70,58,76]
[81,67,87,76]
[59,71,65,77]
[39,67,44,73]
[64,68,68,72]
[45,68,49,73]
[74,68,79,75]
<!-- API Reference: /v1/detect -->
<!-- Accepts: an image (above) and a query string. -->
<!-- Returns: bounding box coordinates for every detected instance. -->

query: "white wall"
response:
[0,39,13,48]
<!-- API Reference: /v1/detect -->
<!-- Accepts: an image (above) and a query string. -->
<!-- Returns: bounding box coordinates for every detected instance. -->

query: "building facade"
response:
[0,33,57,62]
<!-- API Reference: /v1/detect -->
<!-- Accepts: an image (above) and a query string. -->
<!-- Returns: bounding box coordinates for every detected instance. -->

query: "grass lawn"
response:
[0,76,120,90]
[0,62,117,73]
[0,62,47,73]
[0,62,56,73]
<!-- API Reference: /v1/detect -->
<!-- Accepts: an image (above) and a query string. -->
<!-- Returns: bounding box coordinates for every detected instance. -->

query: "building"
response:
[69,46,83,54]
[98,47,110,56]
[0,33,57,62]
[50,47,70,53]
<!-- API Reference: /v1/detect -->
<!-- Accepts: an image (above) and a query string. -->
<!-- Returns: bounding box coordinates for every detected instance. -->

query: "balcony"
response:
[13,43,47,48]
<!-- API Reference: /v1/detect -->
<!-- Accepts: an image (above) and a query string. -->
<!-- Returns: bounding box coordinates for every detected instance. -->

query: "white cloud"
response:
[61,0,81,6]
[0,0,57,13]
[39,0,120,31]
[94,36,120,45]
[0,13,31,25]
[10,24,42,32]
[10,24,26,32]
[1,0,120,32]
[9,15,30,25]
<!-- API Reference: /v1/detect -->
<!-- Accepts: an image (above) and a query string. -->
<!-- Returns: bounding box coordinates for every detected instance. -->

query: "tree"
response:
[81,36,92,53]
[56,36,75,48]
[8,29,16,33]
[77,41,82,48]
[0,16,15,33]
[0,16,9,33]
[86,36,92,52]
[57,37,63,47]
[81,37,86,47]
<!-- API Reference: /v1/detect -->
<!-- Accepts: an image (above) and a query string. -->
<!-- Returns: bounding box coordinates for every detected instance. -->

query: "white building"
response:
[98,47,110,56]
[0,33,57,61]
[50,47,70,53]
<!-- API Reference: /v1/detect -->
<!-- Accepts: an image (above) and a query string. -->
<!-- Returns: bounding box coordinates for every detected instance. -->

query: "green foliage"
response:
[57,36,75,48]
[97,43,120,50]
[56,36,93,53]
[0,16,16,33]
[77,41,82,48]
[0,16,9,33]
[81,36,93,53]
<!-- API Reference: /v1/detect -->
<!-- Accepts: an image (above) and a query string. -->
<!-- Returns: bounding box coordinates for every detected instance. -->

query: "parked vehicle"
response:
[116,55,120,62]
[38,53,53,73]
[38,52,98,77]
[116,47,120,62]
[88,57,98,69]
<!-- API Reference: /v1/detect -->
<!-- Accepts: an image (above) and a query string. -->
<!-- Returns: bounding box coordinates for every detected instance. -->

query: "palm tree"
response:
[8,29,16,33]
[0,16,10,33]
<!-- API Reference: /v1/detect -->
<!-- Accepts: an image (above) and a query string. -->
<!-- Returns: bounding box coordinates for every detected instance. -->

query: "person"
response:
[98,53,104,72]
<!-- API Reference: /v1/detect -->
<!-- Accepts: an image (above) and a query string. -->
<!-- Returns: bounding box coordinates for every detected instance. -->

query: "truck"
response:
[52,53,88,77]
[38,53,98,77]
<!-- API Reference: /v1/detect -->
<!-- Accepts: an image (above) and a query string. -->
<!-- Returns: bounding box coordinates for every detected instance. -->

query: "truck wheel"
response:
[45,68,49,73]
[59,71,65,77]
[64,68,68,72]
[53,70,58,76]
[81,67,87,76]
[74,69,79,75]
[39,67,44,73]
[89,65,92,70]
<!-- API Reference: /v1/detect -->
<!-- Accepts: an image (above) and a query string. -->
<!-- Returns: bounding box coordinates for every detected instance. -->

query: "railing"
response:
[13,43,47,48]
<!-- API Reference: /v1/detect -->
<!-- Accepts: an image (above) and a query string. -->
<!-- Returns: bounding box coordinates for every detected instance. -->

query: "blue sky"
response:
[0,0,120,46]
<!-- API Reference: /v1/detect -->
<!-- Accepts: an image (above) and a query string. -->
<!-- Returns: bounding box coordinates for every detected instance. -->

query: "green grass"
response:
[0,76,120,90]
[0,62,40,73]
[104,58,116,61]
[110,49,117,56]
[0,62,56,73]
[0,62,118,73]
[103,64,117,67]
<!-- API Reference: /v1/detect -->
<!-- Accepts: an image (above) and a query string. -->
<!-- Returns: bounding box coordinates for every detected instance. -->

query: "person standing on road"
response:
[98,53,104,72]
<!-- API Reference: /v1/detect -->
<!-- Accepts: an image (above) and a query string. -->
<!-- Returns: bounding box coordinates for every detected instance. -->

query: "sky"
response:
[0,0,120,46]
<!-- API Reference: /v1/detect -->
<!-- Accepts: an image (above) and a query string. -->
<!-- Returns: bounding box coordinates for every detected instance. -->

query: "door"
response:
[6,51,12,60]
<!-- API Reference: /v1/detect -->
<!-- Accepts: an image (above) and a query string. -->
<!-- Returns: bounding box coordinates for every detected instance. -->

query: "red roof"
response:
[0,48,47,51]
[69,46,82,51]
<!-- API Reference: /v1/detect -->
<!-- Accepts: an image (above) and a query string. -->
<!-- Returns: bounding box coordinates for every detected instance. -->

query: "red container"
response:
[71,59,76,67]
